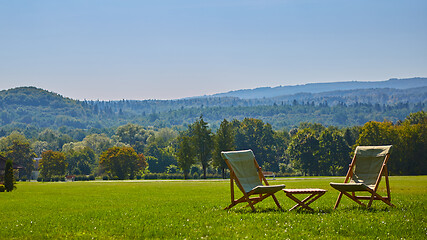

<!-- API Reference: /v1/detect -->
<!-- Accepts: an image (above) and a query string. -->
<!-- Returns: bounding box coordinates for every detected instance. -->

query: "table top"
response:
[283,188,327,193]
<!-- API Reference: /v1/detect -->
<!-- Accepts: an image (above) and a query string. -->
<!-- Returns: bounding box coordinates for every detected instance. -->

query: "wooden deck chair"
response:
[221,150,286,211]
[330,145,394,209]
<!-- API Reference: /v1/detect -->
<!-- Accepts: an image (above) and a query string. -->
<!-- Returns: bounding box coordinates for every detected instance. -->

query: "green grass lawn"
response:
[1,176,426,239]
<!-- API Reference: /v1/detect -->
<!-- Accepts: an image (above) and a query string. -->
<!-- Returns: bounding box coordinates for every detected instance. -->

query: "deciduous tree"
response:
[83,134,116,155]
[190,116,213,179]
[212,119,235,178]
[318,129,350,175]
[0,131,28,152]
[356,121,397,146]
[287,129,319,176]
[234,118,283,171]
[65,146,96,175]
[176,135,195,179]
[144,142,176,173]
[115,123,152,153]
[40,150,67,179]
[99,146,141,180]
[6,140,35,179]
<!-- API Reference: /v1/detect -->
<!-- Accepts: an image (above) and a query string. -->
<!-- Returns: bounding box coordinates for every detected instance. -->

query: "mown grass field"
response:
[1,176,426,239]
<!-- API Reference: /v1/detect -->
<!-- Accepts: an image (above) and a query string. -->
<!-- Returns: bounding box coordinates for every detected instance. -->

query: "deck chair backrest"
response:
[351,145,392,188]
[221,150,262,193]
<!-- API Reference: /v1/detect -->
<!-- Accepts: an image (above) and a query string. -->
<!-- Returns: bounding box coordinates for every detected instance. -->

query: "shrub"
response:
[206,173,221,179]
[20,176,28,182]
[158,173,168,179]
[0,184,5,192]
[89,175,95,181]
[168,173,184,179]
[144,173,158,179]
[75,175,89,181]
[166,165,180,174]
[190,166,201,175]
[102,176,109,181]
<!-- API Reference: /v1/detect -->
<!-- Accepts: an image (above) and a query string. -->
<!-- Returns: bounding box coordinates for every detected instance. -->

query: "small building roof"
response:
[0,155,23,170]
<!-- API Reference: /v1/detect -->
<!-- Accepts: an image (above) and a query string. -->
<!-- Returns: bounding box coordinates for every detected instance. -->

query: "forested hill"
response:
[0,78,426,131]
[211,77,427,99]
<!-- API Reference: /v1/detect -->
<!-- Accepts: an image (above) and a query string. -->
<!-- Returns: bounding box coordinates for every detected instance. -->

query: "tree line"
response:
[1,86,425,131]
[0,111,425,182]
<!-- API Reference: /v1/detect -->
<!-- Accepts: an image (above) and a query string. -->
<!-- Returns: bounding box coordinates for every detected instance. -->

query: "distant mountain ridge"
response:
[210,77,427,99]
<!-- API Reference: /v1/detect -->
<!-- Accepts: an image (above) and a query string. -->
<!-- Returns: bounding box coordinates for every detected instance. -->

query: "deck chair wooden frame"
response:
[222,150,286,212]
[330,145,394,209]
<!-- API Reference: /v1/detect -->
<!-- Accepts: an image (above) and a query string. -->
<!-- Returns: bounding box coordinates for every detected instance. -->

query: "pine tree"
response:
[4,159,15,192]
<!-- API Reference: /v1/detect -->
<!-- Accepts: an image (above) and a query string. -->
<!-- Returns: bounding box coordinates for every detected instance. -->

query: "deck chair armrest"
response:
[343,154,357,183]
[254,161,269,186]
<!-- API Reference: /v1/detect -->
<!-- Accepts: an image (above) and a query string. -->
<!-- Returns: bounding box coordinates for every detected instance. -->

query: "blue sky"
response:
[1,0,426,100]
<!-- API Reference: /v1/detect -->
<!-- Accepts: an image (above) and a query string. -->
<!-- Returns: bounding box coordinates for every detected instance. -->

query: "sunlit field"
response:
[1,176,426,239]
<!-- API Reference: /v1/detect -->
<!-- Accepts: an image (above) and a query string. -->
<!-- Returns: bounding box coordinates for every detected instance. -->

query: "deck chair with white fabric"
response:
[221,149,286,211]
[330,145,394,209]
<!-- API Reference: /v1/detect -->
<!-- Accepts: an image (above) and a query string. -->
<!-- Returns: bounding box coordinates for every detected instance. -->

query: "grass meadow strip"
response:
[0,176,426,239]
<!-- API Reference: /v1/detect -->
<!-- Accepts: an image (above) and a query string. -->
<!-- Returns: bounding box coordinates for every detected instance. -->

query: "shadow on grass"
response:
[227,206,282,214]
[334,205,393,212]
[224,203,394,214]
[290,208,332,214]
[227,206,333,214]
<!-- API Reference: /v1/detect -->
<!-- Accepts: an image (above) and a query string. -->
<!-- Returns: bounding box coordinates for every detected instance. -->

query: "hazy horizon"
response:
[2,77,425,101]
[1,0,426,100]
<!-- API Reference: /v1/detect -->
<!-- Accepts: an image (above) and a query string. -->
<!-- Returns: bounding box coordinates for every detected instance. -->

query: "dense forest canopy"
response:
[0,77,426,132]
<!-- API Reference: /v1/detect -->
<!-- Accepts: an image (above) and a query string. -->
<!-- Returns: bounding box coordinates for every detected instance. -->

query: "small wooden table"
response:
[283,188,327,211]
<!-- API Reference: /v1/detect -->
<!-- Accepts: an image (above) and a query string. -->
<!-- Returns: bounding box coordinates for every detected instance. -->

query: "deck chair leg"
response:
[246,198,256,212]
[225,195,250,210]
[385,200,394,207]
[368,191,395,207]
[240,193,257,211]
[368,194,375,208]
[342,191,366,207]
[225,198,241,210]
[271,194,283,211]
[225,202,237,210]
[385,168,392,202]
[384,198,395,207]
[334,192,343,209]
